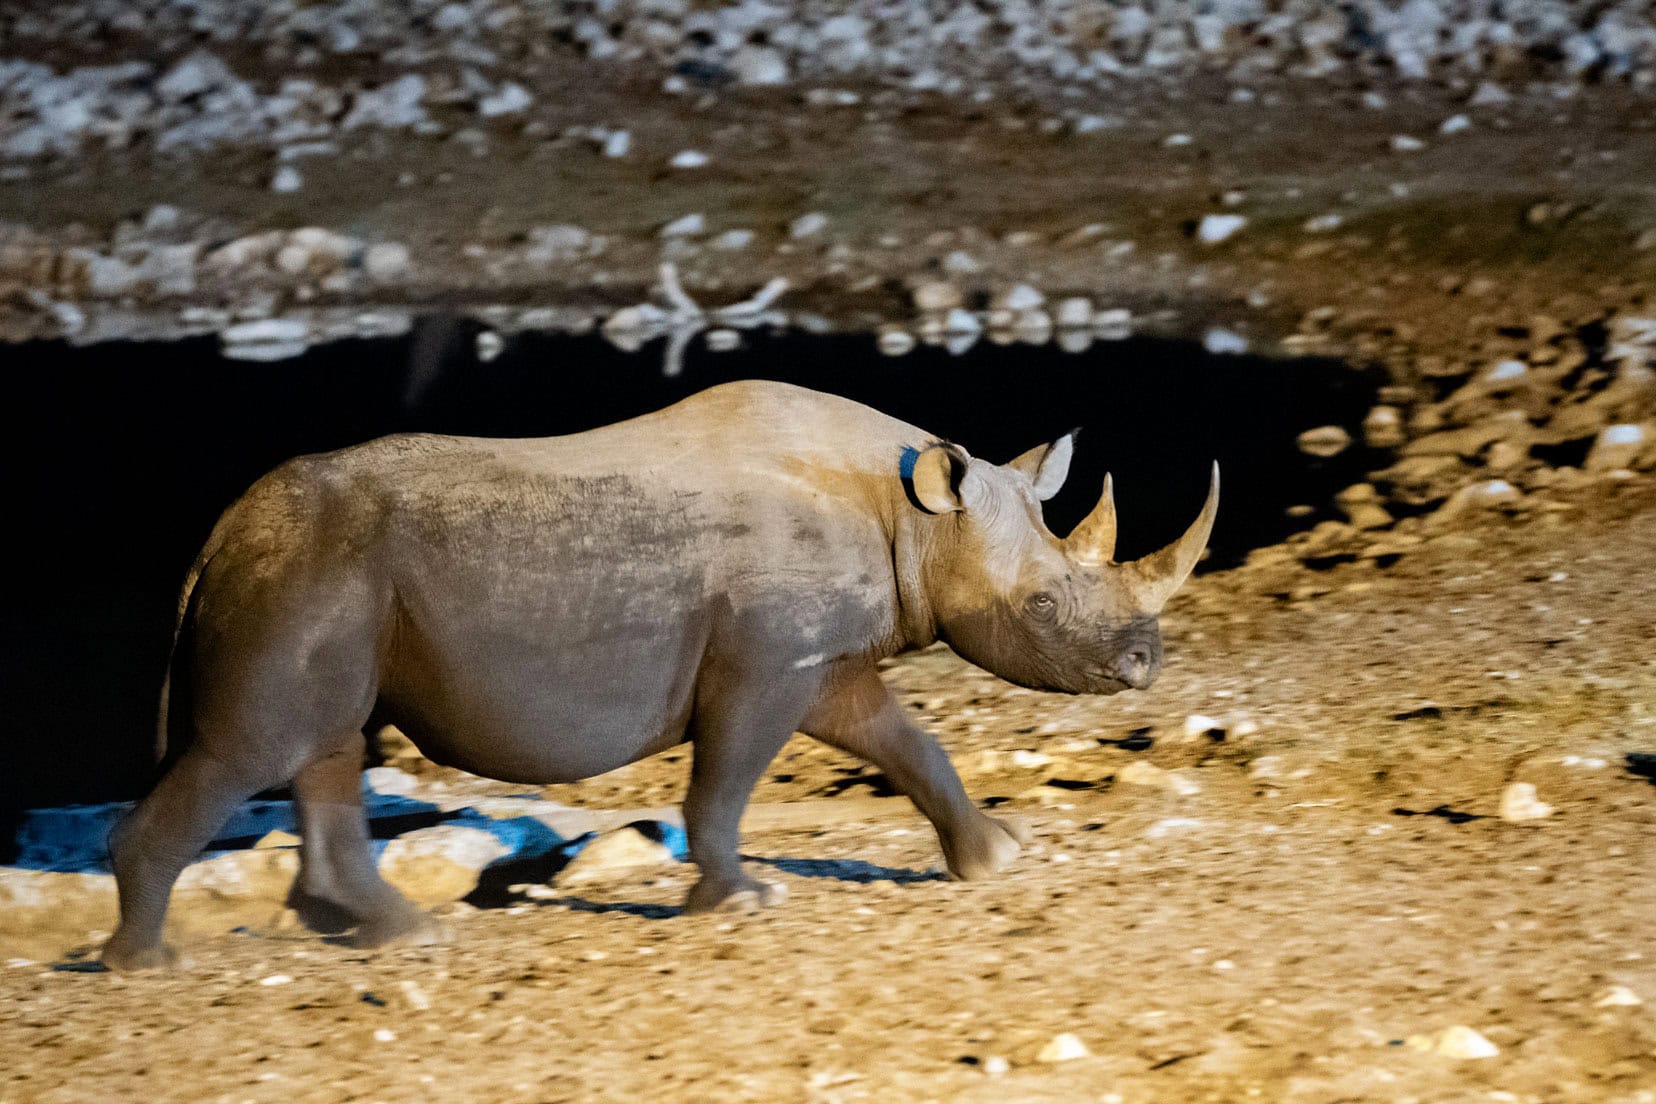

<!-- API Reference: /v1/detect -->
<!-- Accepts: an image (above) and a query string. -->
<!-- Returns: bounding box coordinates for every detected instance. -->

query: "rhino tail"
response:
[154,536,219,764]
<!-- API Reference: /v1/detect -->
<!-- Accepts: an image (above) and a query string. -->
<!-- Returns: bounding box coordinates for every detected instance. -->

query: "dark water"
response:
[0,320,1381,813]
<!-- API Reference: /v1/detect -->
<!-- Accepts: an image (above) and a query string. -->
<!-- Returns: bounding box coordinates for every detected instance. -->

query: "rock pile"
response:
[3,1,1655,165]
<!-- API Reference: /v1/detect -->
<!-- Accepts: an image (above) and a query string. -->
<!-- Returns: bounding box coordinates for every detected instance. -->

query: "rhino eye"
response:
[1026,592,1057,619]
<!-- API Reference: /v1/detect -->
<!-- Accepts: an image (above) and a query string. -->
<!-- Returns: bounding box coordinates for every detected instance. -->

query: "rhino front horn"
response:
[1127,462,1220,613]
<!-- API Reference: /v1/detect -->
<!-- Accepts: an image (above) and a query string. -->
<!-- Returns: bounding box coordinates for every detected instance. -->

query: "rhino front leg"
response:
[802,667,1026,881]
[681,668,820,914]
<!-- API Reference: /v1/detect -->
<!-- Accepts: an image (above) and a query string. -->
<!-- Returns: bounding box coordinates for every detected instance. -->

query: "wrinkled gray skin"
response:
[102,380,1217,970]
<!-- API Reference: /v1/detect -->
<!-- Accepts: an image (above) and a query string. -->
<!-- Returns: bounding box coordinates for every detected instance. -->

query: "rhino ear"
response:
[906,442,979,514]
[1008,429,1080,501]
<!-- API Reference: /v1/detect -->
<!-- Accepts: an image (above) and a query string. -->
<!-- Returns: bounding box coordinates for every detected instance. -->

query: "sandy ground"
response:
[2,479,1652,1104]
[3,66,1656,1104]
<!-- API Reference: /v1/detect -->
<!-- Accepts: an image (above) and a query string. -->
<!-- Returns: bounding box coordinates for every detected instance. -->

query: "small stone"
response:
[1585,424,1647,472]
[1203,327,1248,355]
[557,826,675,886]
[704,329,740,352]
[601,130,631,158]
[730,44,789,86]
[1055,297,1093,328]
[1409,1025,1500,1059]
[1302,213,1344,233]
[363,242,412,284]
[659,213,706,238]
[1390,134,1426,153]
[913,281,964,312]
[1440,114,1472,135]
[1093,308,1132,339]
[1499,782,1554,822]
[992,284,1045,312]
[1183,714,1224,740]
[1297,425,1353,457]
[943,308,981,336]
[1195,214,1247,245]
[789,212,829,239]
[711,229,755,251]
[1364,406,1406,448]
[669,150,709,170]
[373,1029,396,1043]
[1594,985,1643,1008]
[478,82,532,118]
[983,1056,1010,1075]
[1036,1033,1090,1063]
[398,979,432,1011]
[475,331,505,362]
[259,973,293,986]
[877,328,916,356]
[1469,81,1511,106]
[270,165,303,193]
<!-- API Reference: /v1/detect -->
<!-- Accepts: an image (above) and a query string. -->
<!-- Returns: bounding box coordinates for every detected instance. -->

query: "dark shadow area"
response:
[752,855,947,884]
[1,320,1381,814]
[547,897,684,921]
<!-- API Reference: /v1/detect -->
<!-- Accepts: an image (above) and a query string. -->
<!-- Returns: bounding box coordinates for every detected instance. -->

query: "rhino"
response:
[101,379,1217,970]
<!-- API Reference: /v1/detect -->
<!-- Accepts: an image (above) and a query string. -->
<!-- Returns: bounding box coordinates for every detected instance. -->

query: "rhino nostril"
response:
[1117,643,1155,689]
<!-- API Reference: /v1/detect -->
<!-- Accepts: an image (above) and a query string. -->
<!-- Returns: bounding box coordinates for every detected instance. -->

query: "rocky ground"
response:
[4,5,1656,1101]
[2,481,1654,1104]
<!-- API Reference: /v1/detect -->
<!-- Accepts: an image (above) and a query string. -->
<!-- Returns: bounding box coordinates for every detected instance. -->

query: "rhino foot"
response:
[348,909,448,950]
[100,937,186,973]
[683,874,787,914]
[945,814,1028,881]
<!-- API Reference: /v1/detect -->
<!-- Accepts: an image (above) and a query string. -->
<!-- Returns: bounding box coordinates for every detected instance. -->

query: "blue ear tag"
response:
[899,445,921,481]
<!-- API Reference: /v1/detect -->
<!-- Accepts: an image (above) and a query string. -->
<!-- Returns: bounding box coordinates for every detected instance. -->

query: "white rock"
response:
[380,826,509,906]
[1093,307,1133,339]
[478,82,532,118]
[365,766,420,796]
[877,328,916,356]
[1486,359,1528,383]
[789,212,829,239]
[731,44,790,86]
[557,826,675,885]
[1439,114,1472,135]
[1469,81,1512,106]
[1390,134,1426,153]
[1055,297,1093,328]
[993,283,1045,312]
[398,979,432,1011]
[1303,213,1344,233]
[1196,214,1246,244]
[669,150,709,169]
[259,973,293,986]
[270,165,303,193]
[1010,750,1052,769]
[943,308,981,336]
[1203,327,1248,355]
[1585,423,1648,472]
[1408,1025,1500,1059]
[373,1028,396,1043]
[176,847,298,899]
[912,281,964,312]
[1036,1033,1091,1063]
[602,130,631,158]
[1499,782,1554,822]
[222,318,308,346]
[1364,405,1406,448]
[941,250,982,276]
[1297,425,1353,457]
[343,75,428,130]
[983,1056,1010,1075]
[475,331,504,362]
[1183,714,1223,739]
[711,229,755,251]
[659,213,706,238]
[1013,310,1053,344]
[704,329,741,352]
[1594,985,1643,1008]
[363,242,412,284]
[1118,762,1171,788]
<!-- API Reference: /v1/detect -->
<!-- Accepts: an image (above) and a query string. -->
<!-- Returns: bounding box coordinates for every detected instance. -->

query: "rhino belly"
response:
[378,599,707,785]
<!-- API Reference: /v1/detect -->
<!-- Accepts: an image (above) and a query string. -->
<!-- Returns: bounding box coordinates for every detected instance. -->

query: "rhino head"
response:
[906,433,1218,695]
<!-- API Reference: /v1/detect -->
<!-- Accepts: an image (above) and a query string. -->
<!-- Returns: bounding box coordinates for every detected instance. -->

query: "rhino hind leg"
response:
[102,747,296,971]
[287,742,439,948]
[802,668,1026,881]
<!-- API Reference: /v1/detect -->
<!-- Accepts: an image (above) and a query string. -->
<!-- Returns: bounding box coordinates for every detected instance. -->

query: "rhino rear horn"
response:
[1065,472,1117,565]
[1127,462,1220,613]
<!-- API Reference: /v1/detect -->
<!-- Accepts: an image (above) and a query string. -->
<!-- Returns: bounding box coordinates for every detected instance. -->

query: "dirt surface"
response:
[3,482,1652,1103]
